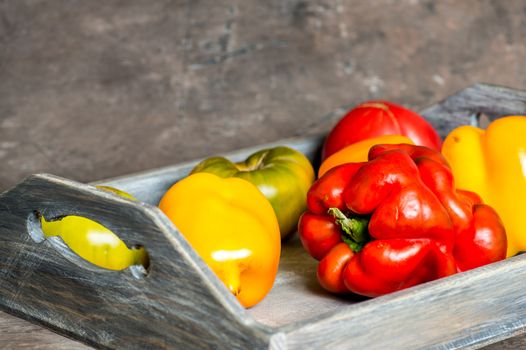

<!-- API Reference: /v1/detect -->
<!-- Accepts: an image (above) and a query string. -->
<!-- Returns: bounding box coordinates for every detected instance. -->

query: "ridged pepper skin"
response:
[190,146,314,239]
[40,186,148,271]
[299,144,507,298]
[159,173,281,308]
[321,101,442,160]
[442,116,526,257]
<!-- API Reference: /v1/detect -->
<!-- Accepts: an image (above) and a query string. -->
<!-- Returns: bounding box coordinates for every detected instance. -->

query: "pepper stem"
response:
[328,208,370,253]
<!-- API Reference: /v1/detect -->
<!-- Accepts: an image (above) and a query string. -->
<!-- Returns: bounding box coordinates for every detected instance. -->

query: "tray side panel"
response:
[281,255,526,350]
[421,83,526,134]
[97,135,325,206]
[0,174,271,349]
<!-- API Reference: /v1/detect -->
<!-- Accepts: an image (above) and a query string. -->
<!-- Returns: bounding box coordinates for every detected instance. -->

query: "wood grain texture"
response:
[0,312,91,350]
[98,135,325,207]
[0,84,526,349]
[0,174,272,349]
[421,83,526,134]
[281,255,526,350]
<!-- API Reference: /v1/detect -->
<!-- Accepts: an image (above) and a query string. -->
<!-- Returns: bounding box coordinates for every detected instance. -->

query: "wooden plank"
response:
[421,83,526,134]
[97,135,325,206]
[0,311,91,350]
[281,254,526,350]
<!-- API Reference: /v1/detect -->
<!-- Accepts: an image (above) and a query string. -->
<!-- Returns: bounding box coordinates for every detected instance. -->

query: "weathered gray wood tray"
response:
[1,83,526,349]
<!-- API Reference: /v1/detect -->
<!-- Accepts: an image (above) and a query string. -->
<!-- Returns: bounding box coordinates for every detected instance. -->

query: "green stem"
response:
[328,208,370,253]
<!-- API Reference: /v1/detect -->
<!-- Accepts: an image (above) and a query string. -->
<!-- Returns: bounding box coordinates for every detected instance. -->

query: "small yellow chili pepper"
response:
[442,116,526,257]
[318,134,414,177]
[40,186,148,270]
[159,172,281,308]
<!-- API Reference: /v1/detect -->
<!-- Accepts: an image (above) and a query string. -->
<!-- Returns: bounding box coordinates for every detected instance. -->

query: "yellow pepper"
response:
[158,172,280,308]
[41,186,148,270]
[442,116,526,257]
[318,134,414,177]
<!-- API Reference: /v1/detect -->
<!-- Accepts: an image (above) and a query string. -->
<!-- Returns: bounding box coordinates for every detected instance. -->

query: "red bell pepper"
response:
[299,144,507,298]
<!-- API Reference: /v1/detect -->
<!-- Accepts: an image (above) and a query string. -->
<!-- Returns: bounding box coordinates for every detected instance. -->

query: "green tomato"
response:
[40,186,148,271]
[190,146,315,239]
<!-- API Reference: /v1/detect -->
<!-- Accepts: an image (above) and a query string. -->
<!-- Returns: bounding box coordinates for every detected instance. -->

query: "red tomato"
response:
[322,101,442,160]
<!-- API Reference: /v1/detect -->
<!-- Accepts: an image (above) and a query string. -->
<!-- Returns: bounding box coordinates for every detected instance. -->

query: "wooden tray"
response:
[1,83,526,349]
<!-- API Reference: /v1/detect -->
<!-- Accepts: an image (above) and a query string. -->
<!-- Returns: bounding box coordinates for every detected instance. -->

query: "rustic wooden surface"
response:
[2,0,526,349]
[1,126,526,350]
[0,173,277,349]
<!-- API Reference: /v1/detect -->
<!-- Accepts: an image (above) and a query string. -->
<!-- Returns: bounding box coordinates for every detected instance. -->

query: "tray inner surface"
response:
[247,236,363,327]
[99,135,359,328]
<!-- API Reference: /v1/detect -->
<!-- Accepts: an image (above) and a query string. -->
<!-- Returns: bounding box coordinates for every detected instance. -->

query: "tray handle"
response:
[26,188,151,279]
[0,173,272,349]
[420,83,526,134]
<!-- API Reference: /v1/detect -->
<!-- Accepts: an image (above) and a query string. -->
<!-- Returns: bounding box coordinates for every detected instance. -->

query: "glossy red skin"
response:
[415,156,507,271]
[454,205,507,271]
[322,101,442,160]
[456,189,483,206]
[298,212,342,261]
[368,143,448,166]
[343,239,456,297]
[343,150,455,250]
[306,162,363,215]
[299,144,507,298]
[317,243,354,293]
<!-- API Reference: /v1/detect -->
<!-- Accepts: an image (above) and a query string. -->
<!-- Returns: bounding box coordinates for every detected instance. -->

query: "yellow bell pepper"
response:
[41,186,148,270]
[318,134,414,177]
[442,116,526,257]
[158,172,281,308]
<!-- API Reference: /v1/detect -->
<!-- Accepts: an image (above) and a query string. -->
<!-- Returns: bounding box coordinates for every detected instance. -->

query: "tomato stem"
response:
[328,208,370,253]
